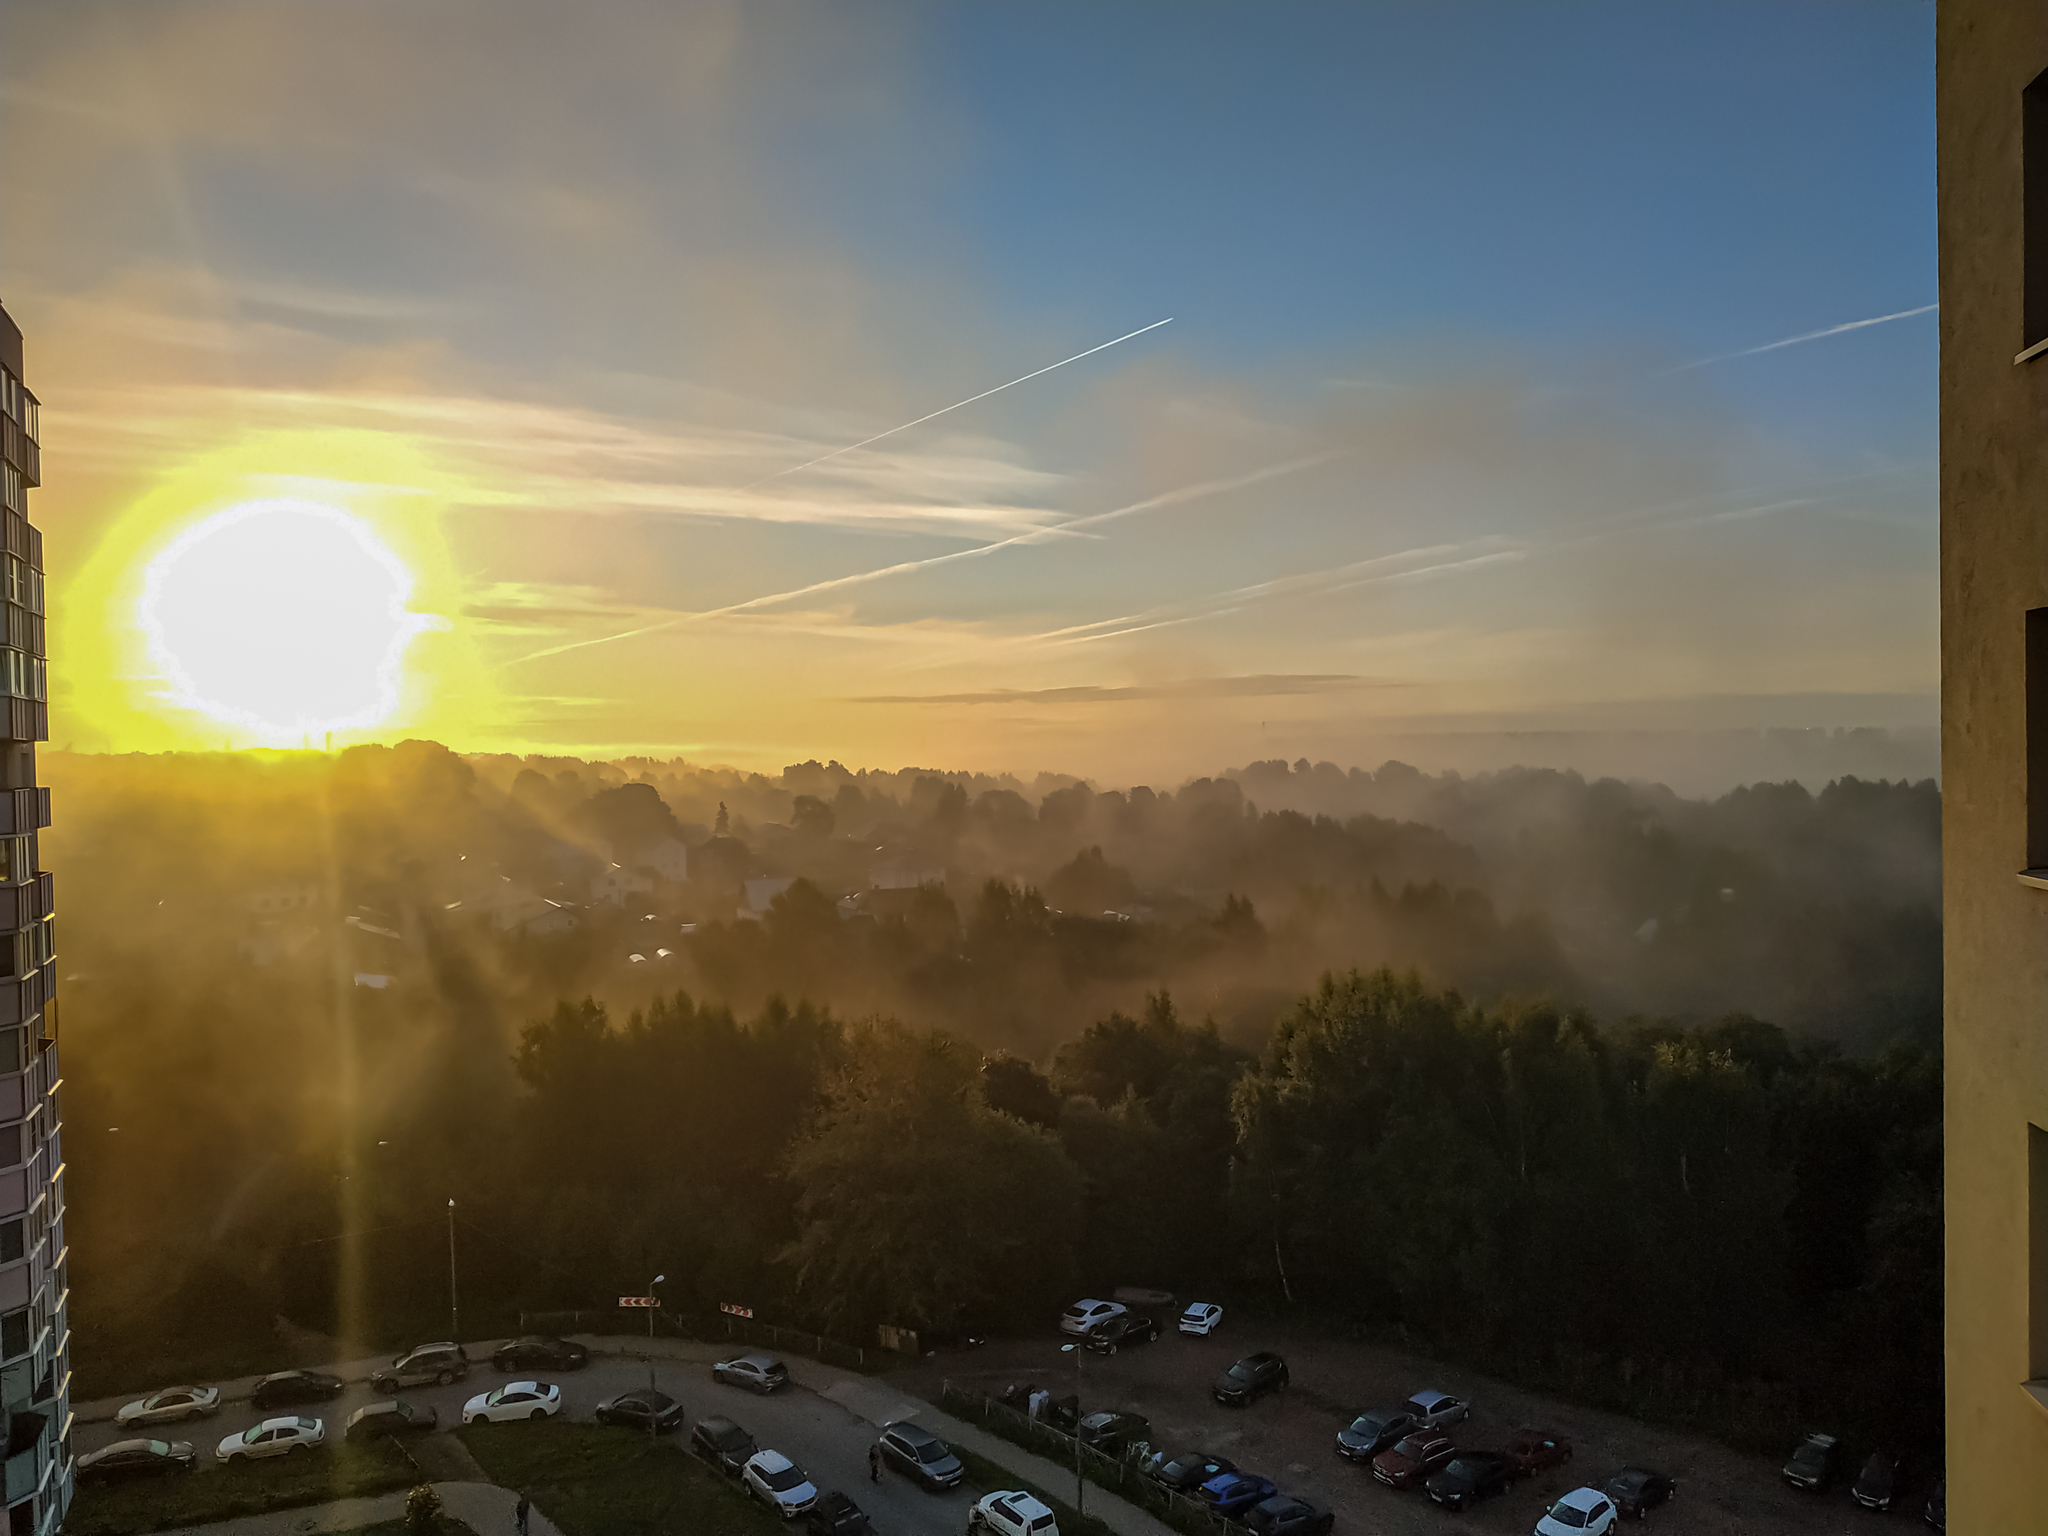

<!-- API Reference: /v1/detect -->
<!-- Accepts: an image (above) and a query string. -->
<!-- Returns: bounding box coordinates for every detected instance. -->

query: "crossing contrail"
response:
[1664,303,1936,374]
[742,317,1173,489]
[508,451,1334,666]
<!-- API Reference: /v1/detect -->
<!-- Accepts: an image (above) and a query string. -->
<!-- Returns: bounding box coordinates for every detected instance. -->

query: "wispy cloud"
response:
[506,451,1341,665]
[1663,303,1937,374]
[848,674,1397,705]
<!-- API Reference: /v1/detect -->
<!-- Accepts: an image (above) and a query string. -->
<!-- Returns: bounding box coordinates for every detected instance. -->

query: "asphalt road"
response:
[74,1347,982,1536]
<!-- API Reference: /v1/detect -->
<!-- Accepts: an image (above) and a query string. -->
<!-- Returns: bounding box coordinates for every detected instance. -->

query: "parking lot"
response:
[909,1315,1908,1536]
[73,1340,981,1536]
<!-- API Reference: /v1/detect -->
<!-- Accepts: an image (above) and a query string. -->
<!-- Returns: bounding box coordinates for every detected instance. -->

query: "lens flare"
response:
[140,498,431,740]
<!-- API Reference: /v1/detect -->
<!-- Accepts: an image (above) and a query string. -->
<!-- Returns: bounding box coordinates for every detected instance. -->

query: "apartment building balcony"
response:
[0,881,53,935]
[3,1409,44,1505]
[0,421,35,491]
[0,793,50,841]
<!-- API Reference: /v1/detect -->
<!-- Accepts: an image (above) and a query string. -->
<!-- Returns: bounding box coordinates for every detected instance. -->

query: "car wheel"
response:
[289,1444,306,1456]
[437,1370,455,1386]
[530,1408,546,1421]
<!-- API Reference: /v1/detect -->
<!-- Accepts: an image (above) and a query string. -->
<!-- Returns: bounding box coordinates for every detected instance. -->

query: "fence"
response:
[518,1307,875,1374]
[938,1383,1235,1536]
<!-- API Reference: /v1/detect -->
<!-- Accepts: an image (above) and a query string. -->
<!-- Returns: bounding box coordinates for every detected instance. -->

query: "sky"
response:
[0,1,1937,783]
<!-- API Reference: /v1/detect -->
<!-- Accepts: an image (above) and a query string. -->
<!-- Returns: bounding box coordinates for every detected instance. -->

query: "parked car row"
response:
[1059,1295,1226,1342]
[1147,1445,1331,1534]
[1781,1432,1943,1525]
[687,1402,877,1534]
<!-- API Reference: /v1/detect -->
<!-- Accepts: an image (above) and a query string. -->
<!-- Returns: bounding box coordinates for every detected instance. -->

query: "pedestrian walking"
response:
[515,1488,532,1536]
[869,1443,883,1483]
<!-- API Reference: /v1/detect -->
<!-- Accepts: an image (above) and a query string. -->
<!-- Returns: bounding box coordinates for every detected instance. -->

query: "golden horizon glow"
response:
[138,498,431,744]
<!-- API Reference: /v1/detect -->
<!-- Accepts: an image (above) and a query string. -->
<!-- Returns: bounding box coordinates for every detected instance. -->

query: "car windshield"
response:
[1029,1519,1053,1533]
[1793,1445,1827,1466]
[1228,1363,1255,1381]
[1391,1435,1431,1457]
[1546,1504,1589,1529]
[916,1440,951,1463]
[1349,1414,1387,1434]
[240,1427,266,1444]
[762,1463,809,1492]
[1444,1459,1484,1479]
[147,1440,169,1454]
[714,1426,750,1449]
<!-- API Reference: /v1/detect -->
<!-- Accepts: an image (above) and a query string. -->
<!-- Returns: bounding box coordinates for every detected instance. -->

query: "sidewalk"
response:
[156,1480,560,1536]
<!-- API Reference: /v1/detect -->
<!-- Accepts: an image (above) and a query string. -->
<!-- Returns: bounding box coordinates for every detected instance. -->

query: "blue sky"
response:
[0,0,1936,779]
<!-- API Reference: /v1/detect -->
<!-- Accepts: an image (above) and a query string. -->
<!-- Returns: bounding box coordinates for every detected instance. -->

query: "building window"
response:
[2028,67,2048,355]
[1,1306,31,1361]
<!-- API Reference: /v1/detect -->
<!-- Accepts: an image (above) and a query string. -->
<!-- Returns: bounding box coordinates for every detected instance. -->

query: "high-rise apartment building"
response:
[0,304,67,1534]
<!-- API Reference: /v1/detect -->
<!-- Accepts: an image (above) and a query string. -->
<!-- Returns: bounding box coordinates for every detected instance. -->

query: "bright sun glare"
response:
[140,498,430,740]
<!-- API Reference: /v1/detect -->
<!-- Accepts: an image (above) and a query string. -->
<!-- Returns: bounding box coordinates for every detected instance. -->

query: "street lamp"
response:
[1060,1342,1085,1517]
[446,1199,459,1342]
[645,1275,666,1397]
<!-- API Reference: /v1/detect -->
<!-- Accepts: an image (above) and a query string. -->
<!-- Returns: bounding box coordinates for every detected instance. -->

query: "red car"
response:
[1372,1432,1456,1489]
[1504,1426,1573,1476]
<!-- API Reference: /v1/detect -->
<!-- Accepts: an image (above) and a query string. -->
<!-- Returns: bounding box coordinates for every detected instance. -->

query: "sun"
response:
[140,498,433,741]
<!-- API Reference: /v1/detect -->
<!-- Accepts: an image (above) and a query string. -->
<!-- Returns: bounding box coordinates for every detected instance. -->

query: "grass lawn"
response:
[458,1420,783,1536]
[64,1440,420,1536]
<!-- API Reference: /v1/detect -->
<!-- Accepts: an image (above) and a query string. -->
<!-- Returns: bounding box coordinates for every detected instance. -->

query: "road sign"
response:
[720,1302,754,1318]
[618,1295,659,1308]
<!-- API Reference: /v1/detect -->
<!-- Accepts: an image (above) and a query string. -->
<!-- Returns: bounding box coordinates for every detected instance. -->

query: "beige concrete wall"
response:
[1940,4,2048,1529]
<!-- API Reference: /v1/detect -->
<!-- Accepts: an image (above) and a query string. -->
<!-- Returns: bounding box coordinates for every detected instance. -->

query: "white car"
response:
[118,1385,220,1427]
[971,1489,1059,1536]
[1059,1298,1125,1336]
[462,1380,562,1424]
[1535,1486,1621,1535]
[743,1449,819,1518]
[215,1416,324,1463]
[1178,1302,1223,1336]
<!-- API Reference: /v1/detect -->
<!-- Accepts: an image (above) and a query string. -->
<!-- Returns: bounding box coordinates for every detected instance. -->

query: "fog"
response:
[40,741,1940,1453]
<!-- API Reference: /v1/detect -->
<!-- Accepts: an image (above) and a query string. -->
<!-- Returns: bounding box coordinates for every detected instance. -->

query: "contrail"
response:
[508,451,1336,666]
[741,318,1173,489]
[1664,303,1936,374]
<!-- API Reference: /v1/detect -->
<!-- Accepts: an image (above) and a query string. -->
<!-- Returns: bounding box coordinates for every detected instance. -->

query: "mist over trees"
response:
[39,742,1941,1452]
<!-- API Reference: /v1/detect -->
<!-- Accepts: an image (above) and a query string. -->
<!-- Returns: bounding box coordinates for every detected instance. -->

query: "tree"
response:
[782,1022,1082,1332]
[981,1053,1062,1128]
[790,795,835,838]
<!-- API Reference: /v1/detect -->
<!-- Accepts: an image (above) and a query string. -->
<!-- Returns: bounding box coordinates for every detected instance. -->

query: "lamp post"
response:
[646,1275,665,1399]
[1060,1342,1085,1518]
[446,1199,459,1343]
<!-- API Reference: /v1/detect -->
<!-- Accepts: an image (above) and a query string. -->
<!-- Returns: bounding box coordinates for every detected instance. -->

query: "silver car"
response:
[116,1386,220,1427]
[714,1353,789,1393]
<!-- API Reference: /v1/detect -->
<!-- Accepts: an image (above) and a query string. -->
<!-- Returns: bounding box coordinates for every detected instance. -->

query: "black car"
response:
[1924,1478,1945,1530]
[251,1369,345,1410]
[344,1400,438,1443]
[1336,1408,1417,1462]
[1783,1433,1839,1491]
[1084,1313,1161,1355]
[876,1421,966,1490]
[74,1438,195,1483]
[1245,1494,1334,1536]
[1425,1451,1516,1510]
[1853,1451,1901,1512]
[804,1491,873,1535]
[1077,1410,1152,1456]
[1152,1450,1236,1493]
[1604,1464,1675,1519]
[596,1389,688,1433]
[493,1335,590,1372]
[691,1415,757,1476]
[1213,1352,1290,1407]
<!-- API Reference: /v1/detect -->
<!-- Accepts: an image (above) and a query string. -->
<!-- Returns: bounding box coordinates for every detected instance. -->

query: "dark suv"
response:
[372,1342,470,1393]
[1213,1352,1289,1406]
[1083,1314,1160,1355]
[876,1422,965,1490]
[691,1415,757,1476]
